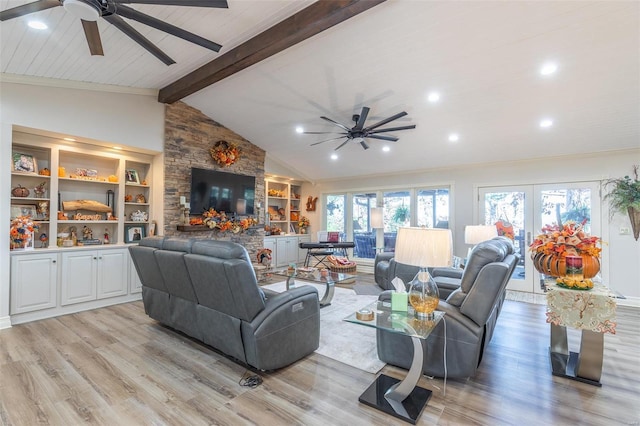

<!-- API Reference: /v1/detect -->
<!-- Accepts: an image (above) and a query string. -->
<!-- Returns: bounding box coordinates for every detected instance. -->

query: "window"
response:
[383,190,411,232]
[352,193,377,258]
[417,188,450,228]
[325,194,345,233]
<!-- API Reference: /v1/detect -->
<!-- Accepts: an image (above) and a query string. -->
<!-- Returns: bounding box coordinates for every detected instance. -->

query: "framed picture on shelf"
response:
[11,205,37,219]
[125,169,140,184]
[289,223,296,233]
[125,224,145,243]
[12,152,38,173]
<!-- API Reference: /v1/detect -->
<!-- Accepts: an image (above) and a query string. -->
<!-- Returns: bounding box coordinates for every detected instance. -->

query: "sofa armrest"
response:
[249,286,319,332]
[374,252,395,266]
[378,290,394,302]
[431,267,463,279]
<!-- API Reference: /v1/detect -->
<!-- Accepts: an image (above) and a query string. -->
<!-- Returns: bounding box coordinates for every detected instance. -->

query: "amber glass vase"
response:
[408,269,439,318]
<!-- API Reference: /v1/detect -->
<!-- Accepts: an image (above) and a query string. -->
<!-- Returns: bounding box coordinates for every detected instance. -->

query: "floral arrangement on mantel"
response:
[201,208,257,233]
[10,215,39,250]
[210,140,241,167]
[529,220,601,289]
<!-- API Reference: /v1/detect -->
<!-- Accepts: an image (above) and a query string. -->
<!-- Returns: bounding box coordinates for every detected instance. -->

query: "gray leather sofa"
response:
[374,252,421,291]
[129,237,320,371]
[377,238,519,378]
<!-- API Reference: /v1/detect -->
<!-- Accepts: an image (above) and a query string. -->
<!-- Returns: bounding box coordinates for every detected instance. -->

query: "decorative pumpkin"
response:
[38,168,51,176]
[108,175,118,182]
[532,253,600,279]
[11,185,30,197]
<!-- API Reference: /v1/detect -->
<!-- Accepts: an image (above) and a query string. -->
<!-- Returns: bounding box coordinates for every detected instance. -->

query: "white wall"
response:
[304,149,640,301]
[0,80,165,328]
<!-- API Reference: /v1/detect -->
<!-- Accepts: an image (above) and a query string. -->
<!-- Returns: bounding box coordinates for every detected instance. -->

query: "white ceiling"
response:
[2,1,639,182]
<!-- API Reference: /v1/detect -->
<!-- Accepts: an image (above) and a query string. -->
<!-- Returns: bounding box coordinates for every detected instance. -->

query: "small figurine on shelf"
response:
[39,233,48,248]
[69,226,78,245]
[104,228,110,244]
[33,181,47,198]
[82,225,93,240]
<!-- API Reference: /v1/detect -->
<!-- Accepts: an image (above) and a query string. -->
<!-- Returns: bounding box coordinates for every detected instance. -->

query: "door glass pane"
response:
[353,193,377,259]
[417,188,450,228]
[540,188,592,232]
[483,191,526,277]
[326,194,345,233]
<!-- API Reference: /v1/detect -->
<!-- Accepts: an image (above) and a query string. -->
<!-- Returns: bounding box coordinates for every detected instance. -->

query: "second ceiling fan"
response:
[305,106,416,151]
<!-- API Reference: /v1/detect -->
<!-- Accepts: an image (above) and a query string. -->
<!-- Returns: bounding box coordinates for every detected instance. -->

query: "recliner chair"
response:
[376,237,519,378]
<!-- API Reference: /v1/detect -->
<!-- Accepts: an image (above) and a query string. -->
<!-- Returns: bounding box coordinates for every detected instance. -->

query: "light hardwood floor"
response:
[1,280,638,425]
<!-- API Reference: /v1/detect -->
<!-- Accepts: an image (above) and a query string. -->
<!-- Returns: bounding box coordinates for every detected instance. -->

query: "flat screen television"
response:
[190,168,255,216]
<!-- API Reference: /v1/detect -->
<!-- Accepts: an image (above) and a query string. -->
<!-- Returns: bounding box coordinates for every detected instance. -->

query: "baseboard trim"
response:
[0,316,12,330]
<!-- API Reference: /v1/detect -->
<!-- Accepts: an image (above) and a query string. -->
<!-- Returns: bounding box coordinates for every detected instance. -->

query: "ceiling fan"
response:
[0,0,228,65]
[305,106,416,151]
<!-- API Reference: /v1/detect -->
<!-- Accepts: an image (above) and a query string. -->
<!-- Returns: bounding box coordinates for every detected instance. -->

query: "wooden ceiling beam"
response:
[158,0,386,104]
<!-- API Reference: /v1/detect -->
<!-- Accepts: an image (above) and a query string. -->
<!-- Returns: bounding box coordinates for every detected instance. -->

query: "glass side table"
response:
[344,301,444,424]
[270,268,357,307]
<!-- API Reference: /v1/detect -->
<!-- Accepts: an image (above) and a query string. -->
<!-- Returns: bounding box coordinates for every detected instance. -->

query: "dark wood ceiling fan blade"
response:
[303,131,345,135]
[310,136,347,146]
[103,14,175,65]
[368,124,416,134]
[113,0,228,7]
[81,20,104,56]
[365,111,408,131]
[367,134,398,142]
[353,106,370,130]
[115,5,222,52]
[334,140,350,151]
[360,140,370,150]
[0,0,60,21]
[320,116,351,132]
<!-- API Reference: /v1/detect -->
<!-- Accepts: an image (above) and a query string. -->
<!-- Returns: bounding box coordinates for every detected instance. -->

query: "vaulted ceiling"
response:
[2,1,638,182]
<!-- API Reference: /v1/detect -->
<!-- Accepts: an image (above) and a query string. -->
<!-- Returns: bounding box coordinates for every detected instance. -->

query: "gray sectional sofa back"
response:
[129,237,320,371]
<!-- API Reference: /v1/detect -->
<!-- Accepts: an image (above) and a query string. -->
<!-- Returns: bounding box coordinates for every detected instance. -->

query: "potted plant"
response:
[603,165,640,240]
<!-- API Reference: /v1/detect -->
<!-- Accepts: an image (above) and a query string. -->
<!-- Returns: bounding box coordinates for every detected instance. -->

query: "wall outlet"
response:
[619,226,630,235]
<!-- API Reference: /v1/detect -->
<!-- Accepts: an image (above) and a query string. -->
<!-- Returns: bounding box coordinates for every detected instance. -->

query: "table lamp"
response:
[394,227,452,318]
[464,225,498,258]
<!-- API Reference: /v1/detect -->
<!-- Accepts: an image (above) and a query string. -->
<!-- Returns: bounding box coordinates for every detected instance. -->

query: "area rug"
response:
[263,281,385,374]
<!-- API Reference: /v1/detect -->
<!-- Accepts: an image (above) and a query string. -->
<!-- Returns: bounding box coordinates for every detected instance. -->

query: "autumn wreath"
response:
[210,140,241,167]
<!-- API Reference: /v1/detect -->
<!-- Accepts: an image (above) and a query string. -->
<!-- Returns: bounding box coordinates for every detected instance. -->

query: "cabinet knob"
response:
[93,257,97,260]
[52,260,56,263]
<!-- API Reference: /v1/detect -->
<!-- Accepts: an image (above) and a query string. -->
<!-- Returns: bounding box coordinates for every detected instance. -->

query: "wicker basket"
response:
[329,264,357,274]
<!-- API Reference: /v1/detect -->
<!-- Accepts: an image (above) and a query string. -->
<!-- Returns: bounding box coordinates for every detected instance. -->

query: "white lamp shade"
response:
[371,207,383,229]
[465,225,498,245]
[394,227,453,268]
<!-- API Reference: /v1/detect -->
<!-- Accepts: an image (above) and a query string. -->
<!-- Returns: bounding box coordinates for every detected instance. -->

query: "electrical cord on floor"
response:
[239,370,263,388]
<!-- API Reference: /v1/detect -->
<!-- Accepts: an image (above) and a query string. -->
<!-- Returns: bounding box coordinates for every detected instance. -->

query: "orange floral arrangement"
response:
[10,215,39,249]
[529,220,601,258]
[298,216,310,229]
[202,208,257,233]
[210,140,241,167]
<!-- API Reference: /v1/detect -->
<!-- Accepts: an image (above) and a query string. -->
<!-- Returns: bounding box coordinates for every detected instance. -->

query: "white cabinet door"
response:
[276,237,298,267]
[61,251,98,306]
[10,253,58,314]
[129,254,142,294]
[298,235,311,263]
[97,249,128,299]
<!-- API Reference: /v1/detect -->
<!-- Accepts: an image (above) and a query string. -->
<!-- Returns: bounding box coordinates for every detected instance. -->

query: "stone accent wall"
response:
[164,101,265,257]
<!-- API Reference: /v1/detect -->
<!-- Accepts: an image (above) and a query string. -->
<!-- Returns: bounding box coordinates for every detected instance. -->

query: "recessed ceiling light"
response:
[427,92,440,103]
[540,119,553,128]
[28,20,47,30]
[295,126,304,134]
[330,153,338,160]
[540,62,558,76]
[448,133,459,142]
[382,146,390,152]
[63,137,76,142]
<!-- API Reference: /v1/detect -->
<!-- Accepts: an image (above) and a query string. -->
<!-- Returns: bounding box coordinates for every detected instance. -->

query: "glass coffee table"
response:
[344,301,445,424]
[270,268,356,307]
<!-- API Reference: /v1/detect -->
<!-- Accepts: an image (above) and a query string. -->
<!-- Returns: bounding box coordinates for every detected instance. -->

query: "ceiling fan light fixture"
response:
[27,20,47,30]
[63,0,100,22]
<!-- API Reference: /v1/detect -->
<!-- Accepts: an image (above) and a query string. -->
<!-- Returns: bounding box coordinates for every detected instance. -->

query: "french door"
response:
[479,182,601,294]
